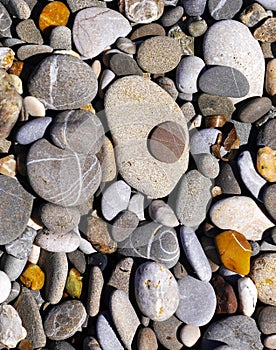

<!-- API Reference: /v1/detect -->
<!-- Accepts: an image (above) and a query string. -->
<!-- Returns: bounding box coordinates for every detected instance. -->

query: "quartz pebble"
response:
[135,262,179,321]
[0,270,11,303]
[179,324,201,347]
[188,17,207,37]
[122,0,165,23]
[210,196,274,241]
[148,200,178,227]
[238,277,258,317]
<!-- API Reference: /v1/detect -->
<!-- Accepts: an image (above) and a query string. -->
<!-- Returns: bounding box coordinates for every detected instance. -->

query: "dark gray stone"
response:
[0,176,33,245]
[67,250,86,274]
[263,184,276,221]
[109,53,143,76]
[182,0,207,16]
[16,19,43,44]
[198,93,235,119]
[0,0,30,19]
[208,0,242,20]
[239,97,272,123]
[49,341,76,350]
[202,315,263,350]
[27,139,101,207]
[160,6,184,27]
[16,117,52,145]
[0,3,12,38]
[111,211,139,242]
[215,162,241,195]
[28,55,98,110]
[198,66,249,98]
[257,119,276,149]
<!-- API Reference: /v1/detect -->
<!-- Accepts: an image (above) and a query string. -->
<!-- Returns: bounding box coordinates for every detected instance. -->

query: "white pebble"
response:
[180,324,201,347]
[28,244,41,264]
[0,271,11,303]
[238,277,258,317]
[23,96,46,118]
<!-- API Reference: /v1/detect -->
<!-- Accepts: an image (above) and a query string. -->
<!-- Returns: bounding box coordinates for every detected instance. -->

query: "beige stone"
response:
[96,136,116,182]
[265,58,276,96]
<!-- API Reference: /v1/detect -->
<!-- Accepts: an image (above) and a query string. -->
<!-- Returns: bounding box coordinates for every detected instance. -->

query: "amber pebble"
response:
[19,339,33,350]
[148,121,187,163]
[0,154,16,177]
[65,268,83,298]
[257,146,276,182]
[80,103,96,114]
[205,115,227,128]
[215,230,252,275]
[39,1,70,32]
[20,263,45,290]
[254,18,276,43]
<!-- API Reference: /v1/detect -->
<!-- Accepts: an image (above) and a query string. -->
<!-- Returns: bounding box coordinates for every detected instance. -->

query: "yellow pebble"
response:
[39,1,70,32]
[80,103,96,114]
[257,146,276,182]
[215,230,252,275]
[20,263,45,290]
[65,268,83,298]
[0,155,16,177]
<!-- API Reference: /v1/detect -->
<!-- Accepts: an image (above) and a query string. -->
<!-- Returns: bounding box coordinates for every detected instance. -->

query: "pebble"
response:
[0,154,14,177]
[0,176,33,245]
[254,18,276,43]
[175,170,212,227]
[27,139,101,207]
[107,257,133,297]
[148,200,178,227]
[16,117,52,145]
[104,76,189,198]
[101,180,131,221]
[49,26,72,51]
[182,0,207,16]
[256,0,276,10]
[83,337,102,350]
[258,306,276,334]
[258,118,276,149]
[118,222,180,268]
[96,136,116,183]
[86,211,117,254]
[198,93,235,119]
[127,193,146,220]
[199,65,249,98]
[240,3,268,27]
[23,96,46,118]
[38,250,68,304]
[203,19,265,103]
[263,184,276,221]
[6,281,20,304]
[28,54,98,110]
[110,290,140,350]
[153,315,183,350]
[5,227,36,259]
[190,128,221,155]
[116,37,136,55]
[264,335,276,349]
[49,341,77,350]
[0,47,14,70]
[99,69,116,94]
[202,315,262,350]
[50,109,104,154]
[123,0,165,23]
[160,6,184,27]
[0,305,27,348]
[35,228,80,253]
[111,211,139,242]
[0,3,12,38]
[250,253,276,306]
[137,327,158,350]
[16,44,53,61]
[208,0,242,20]
[238,150,266,201]
[148,121,187,163]
[0,253,25,281]
[176,56,205,94]
[65,268,82,299]
[211,274,238,314]
[238,277,258,317]
[0,69,22,139]
[109,53,143,76]
[15,287,46,348]
[67,250,86,274]
[135,261,179,321]
[257,146,276,182]
[0,270,11,303]
[38,1,70,32]
[195,153,220,179]
[137,36,181,74]
[176,275,216,326]
[180,226,212,282]
[16,19,43,44]
[40,203,80,234]
[156,77,178,100]
[180,101,196,121]
[66,0,106,12]
[232,119,252,146]
[239,97,272,123]
[188,17,208,37]
[210,196,274,241]
[130,23,165,40]
[87,266,104,317]
[44,300,87,340]
[2,0,31,19]
[265,59,276,96]
[73,8,131,58]
[96,311,124,350]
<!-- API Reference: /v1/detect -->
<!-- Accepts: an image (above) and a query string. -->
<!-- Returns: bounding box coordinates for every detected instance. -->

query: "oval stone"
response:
[28,55,98,110]
[176,56,205,94]
[123,0,164,24]
[104,75,189,198]
[44,300,87,340]
[27,139,101,207]
[135,262,179,321]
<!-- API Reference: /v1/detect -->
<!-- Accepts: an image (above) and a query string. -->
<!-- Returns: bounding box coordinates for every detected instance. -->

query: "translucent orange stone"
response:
[39,1,70,32]
[65,268,83,298]
[20,263,45,290]
[215,230,252,275]
[257,146,276,182]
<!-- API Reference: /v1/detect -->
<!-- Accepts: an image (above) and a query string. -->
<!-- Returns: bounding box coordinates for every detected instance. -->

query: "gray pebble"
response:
[190,128,221,155]
[0,3,12,38]
[176,276,216,326]
[107,257,133,297]
[160,6,184,27]
[35,228,80,253]
[263,184,276,221]
[260,241,276,251]
[127,193,146,221]
[38,250,68,304]
[249,241,261,256]
[180,102,196,122]
[6,281,21,304]
[1,0,31,19]
[5,227,36,259]
[116,37,136,55]
[176,56,205,94]
[194,153,220,178]
[67,250,86,274]
[153,315,183,350]
[180,226,212,282]
[109,53,143,76]
[66,0,106,12]
[50,26,72,50]
[16,117,52,145]
[87,266,104,317]
[239,97,272,123]
[16,19,43,44]
[256,0,276,10]
[231,120,252,146]
[96,311,124,350]
[111,211,139,242]
[257,119,276,149]
[188,17,208,37]
[49,341,76,350]
[182,0,207,16]
[149,199,179,227]
[258,306,276,335]
[208,0,242,20]
[198,93,235,119]
[202,315,262,350]
[1,253,28,281]
[110,290,140,350]
[17,44,53,61]
[28,54,98,110]
[175,170,212,227]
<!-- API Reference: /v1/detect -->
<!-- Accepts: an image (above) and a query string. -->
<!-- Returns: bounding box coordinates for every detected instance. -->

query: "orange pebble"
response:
[257,146,276,182]
[8,61,24,76]
[20,263,45,290]
[39,1,70,32]
[215,230,252,275]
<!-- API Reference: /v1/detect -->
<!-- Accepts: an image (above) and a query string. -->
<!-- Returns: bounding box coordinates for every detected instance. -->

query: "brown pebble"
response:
[148,121,187,163]
[137,327,158,350]
[130,23,165,40]
[211,275,238,314]
[265,58,276,96]
[254,17,276,43]
[205,115,227,128]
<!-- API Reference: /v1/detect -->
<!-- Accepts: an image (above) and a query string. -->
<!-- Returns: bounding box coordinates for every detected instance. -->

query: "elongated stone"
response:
[257,146,276,182]
[238,277,258,317]
[97,311,124,350]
